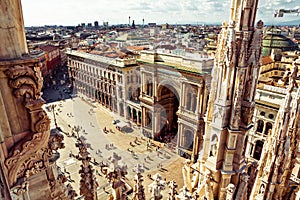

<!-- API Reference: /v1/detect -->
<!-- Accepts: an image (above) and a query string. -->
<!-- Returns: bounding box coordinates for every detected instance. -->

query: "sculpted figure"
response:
[182,159,193,191]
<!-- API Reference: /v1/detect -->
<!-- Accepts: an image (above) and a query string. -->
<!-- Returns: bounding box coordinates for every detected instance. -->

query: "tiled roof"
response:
[127,46,146,51]
[262,56,274,65]
[40,45,58,52]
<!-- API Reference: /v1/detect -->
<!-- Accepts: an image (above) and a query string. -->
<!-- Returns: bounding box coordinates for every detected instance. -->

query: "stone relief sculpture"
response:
[5,64,43,102]
[4,131,50,186]
[10,181,29,200]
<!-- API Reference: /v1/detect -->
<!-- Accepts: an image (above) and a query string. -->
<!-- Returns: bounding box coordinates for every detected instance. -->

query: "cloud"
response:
[21,0,300,26]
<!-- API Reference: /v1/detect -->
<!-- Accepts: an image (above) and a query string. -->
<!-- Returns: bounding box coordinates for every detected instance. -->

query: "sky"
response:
[21,0,300,26]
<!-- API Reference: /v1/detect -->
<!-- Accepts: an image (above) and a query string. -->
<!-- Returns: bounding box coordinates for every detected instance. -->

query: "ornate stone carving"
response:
[10,181,29,200]
[48,173,70,200]
[4,131,50,186]
[34,110,50,133]
[25,98,50,133]
[5,64,43,102]
[24,161,44,178]
[48,129,65,153]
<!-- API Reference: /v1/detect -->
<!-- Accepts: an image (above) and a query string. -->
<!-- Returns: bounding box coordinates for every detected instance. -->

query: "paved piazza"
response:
[45,96,185,199]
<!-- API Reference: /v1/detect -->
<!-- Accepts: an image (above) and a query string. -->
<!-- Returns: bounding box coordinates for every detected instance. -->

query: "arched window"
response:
[133,109,137,122]
[191,93,197,112]
[128,87,133,100]
[128,107,132,118]
[264,122,272,135]
[119,102,124,116]
[119,86,123,98]
[253,140,264,160]
[210,134,218,157]
[146,80,152,96]
[186,93,192,110]
[256,120,264,133]
[182,129,194,151]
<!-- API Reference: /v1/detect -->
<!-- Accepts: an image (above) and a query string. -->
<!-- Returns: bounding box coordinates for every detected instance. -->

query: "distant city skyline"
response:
[22,0,299,26]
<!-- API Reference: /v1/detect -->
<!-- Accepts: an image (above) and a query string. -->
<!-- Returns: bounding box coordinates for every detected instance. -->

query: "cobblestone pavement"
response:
[45,97,185,199]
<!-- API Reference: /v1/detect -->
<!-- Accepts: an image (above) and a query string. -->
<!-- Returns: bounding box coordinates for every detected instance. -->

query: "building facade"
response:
[138,51,212,161]
[67,50,213,161]
[67,50,136,119]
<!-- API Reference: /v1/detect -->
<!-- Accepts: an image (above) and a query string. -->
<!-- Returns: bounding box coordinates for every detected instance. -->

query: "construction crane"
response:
[274,8,300,17]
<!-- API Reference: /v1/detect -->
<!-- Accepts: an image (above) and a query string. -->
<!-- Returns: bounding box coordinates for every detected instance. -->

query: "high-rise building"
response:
[94,21,99,28]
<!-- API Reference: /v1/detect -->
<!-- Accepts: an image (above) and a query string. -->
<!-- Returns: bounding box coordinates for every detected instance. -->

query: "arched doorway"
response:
[155,85,179,143]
